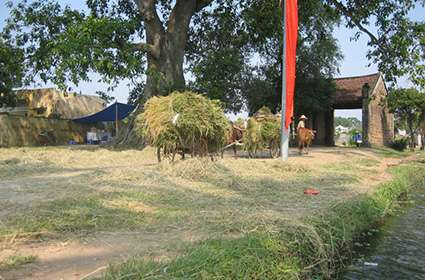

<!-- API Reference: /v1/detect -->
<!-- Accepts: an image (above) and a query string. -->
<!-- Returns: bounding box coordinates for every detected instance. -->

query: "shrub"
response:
[389,137,409,151]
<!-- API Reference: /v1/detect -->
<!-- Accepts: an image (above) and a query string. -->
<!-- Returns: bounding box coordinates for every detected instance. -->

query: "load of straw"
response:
[244,106,281,158]
[137,91,229,161]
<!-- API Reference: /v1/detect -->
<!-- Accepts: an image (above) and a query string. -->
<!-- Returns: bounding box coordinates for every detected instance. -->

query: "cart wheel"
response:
[270,143,280,158]
[157,147,162,162]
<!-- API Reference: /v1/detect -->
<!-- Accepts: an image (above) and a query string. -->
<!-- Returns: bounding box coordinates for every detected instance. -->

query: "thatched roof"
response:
[332,73,382,109]
[16,88,106,119]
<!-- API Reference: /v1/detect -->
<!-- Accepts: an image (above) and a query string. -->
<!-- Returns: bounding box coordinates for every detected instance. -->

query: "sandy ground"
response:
[0,146,411,280]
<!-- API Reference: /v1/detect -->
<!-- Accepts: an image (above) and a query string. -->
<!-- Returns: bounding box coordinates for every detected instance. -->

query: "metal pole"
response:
[280,0,289,160]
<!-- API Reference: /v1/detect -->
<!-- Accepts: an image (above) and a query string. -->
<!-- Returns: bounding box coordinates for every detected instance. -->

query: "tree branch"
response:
[327,0,388,52]
[136,0,164,34]
[130,42,160,57]
[167,1,196,34]
[136,0,164,57]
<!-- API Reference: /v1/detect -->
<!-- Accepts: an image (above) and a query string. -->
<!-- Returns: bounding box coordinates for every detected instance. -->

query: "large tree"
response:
[2,0,215,100]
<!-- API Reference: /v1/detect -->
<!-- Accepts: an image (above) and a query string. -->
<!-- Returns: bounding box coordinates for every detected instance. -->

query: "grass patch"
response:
[370,146,411,158]
[104,163,425,279]
[0,254,37,270]
[0,197,147,236]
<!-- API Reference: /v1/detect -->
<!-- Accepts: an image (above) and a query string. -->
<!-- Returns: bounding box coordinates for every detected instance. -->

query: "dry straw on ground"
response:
[0,146,414,279]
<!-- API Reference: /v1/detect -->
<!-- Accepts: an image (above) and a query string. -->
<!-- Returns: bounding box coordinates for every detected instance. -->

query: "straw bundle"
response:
[137,91,229,160]
[244,106,281,157]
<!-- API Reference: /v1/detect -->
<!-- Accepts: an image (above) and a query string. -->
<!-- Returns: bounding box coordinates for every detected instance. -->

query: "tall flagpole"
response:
[280,0,289,160]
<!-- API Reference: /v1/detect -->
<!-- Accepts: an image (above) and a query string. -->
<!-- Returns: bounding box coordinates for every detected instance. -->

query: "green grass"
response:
[0,254,37,270]
[370,146,412,158]
[104,163,425,279]
[0,197,147,235]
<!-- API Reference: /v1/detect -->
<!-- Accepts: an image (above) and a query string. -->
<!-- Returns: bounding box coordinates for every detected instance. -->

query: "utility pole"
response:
[115,101,119,136]
[280,0,289,160]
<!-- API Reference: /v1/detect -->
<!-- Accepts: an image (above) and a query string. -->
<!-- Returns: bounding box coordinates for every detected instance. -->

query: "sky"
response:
[1,1,424,120]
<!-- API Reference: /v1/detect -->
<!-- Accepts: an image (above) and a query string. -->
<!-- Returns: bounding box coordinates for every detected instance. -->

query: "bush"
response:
[137,91,229,159]
[389,137,409,151]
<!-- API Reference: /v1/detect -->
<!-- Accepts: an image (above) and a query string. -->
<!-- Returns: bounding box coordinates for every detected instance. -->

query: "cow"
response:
[222,123,244,158]
[297,128,315,155]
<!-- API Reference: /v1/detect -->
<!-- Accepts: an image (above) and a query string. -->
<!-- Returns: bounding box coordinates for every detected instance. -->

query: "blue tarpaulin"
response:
[73,102,135,123]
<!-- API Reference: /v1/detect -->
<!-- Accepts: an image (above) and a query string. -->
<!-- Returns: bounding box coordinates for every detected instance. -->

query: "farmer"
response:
[297,115,308,133]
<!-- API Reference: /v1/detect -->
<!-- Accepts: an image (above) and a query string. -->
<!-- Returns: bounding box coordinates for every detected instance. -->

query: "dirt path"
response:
[0,146,414,280]
[1,229,205,280]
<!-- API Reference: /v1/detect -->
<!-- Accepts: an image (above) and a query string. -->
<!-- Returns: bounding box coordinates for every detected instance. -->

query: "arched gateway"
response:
[309,73,394,146]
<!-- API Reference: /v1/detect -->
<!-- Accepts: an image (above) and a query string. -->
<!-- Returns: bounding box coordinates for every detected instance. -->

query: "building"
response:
[335,125,349,134]
[306,73,394,146]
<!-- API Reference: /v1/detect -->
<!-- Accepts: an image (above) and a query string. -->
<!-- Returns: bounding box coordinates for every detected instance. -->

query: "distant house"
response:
[335,125,349,134]
[0,88,105,119]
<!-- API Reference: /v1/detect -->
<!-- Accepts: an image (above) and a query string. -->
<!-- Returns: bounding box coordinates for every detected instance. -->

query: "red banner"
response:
[282,0,298,129]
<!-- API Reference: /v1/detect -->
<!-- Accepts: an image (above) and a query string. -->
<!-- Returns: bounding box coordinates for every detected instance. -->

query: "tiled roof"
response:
[333,73,381,107]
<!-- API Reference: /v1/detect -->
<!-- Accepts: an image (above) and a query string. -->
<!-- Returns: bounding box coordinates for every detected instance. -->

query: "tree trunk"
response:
[115,0,208,147]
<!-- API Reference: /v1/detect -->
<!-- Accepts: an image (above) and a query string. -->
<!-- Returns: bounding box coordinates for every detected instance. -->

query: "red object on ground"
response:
[304,188,320,195]
[283,0,299,129]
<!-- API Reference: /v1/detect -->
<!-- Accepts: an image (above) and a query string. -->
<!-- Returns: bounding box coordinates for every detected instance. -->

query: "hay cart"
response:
[243,109,281,158]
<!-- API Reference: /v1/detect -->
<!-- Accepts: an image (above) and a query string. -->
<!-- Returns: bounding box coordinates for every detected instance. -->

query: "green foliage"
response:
[0,39,24,107]
[335,117,361,129]
[0,254,37,269]
[244,0,341,115]
[2,0,145,93]
[104,163,425,280]
[188,2,248,112]
[389,137,409,151]
[1,0,422,113]
[387,88,425,147]
[138,91,229,156]
[327,0,425,88]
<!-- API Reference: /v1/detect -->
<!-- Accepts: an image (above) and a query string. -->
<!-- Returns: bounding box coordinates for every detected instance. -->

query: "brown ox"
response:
[222,124,244,157]
[297,128,315,155]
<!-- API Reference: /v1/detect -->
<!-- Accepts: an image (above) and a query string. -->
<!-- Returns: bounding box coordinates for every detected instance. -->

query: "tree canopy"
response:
[1,0,423,116]
[0,38,24,107]
[387,88,425,146]
[334,117,361,129]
